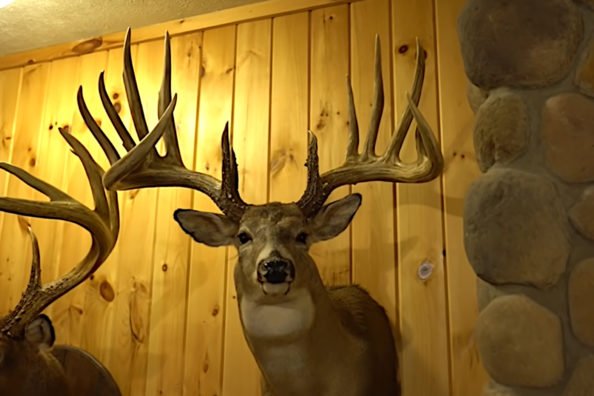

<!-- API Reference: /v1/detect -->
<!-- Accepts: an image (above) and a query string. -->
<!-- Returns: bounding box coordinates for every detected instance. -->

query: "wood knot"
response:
[211,305,219,317]
[113,101,122,113]
[161,263,168,272]
[398,44,409,54]
[72,37,103,54]
[112,92,119,100]
[100,280,115,302]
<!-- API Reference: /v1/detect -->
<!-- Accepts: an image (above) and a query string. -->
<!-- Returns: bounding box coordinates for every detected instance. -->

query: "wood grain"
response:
[183,25,236,396]
[221,18,272,396]
[0,62,50,318]
[392,1,451,395]
[434,0,487,393]
[0,67,22,315]
[350,0,398,331]
[309,4,351,286]
[145,32,201,396]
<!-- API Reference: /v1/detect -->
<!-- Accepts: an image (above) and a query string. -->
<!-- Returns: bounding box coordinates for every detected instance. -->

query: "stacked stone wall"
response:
[459,0,594,394]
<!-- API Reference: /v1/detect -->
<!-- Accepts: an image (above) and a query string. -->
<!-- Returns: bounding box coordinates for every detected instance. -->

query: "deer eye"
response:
[237,231,253,245]
[296,232,308,244]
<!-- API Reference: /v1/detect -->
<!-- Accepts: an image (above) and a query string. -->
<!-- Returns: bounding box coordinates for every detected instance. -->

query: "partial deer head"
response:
[0,127,119,396]
[79,29,442,395]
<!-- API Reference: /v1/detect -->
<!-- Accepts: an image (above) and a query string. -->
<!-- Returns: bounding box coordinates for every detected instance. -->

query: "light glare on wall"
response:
[0,0,13,8]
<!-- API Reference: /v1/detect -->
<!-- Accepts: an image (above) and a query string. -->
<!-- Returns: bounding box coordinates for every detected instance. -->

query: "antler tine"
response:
[385,38,425,162]
[158,32,183,165]
[345,76,359,160]
[0,219,42,335]
[297,36,443,217]
[123,28,150,141]
[0,130,119,337]
[362,34,384,160]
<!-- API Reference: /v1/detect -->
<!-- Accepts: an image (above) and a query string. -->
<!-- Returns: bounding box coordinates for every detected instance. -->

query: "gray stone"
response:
[542,94,594,183]
[564,355,594,395]
[474,91,529,172]
[568,259,594,346]
[464,169,569,288]
[458,0,583,89]
[476,295,564,387]
[569,188,594,240]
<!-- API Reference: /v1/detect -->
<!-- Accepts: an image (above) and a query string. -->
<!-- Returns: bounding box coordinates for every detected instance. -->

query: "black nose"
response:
[258,258,295,284]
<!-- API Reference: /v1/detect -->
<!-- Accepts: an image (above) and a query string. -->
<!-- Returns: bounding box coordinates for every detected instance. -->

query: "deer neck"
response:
[238,281,352,395]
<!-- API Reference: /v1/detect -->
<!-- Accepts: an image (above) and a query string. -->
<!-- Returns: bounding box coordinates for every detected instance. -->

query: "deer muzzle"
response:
[257,257,295,285]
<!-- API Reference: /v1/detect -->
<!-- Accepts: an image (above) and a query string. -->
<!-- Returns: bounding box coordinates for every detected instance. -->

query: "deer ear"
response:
[25,314,56,350]
[174,209,238,247]
[310,193,362,242]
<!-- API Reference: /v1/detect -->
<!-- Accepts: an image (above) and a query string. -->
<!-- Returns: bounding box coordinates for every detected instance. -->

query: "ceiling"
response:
[0,0,264,57]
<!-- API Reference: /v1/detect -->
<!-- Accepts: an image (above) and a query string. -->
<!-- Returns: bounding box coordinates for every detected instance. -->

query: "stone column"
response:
[458,0,594,394]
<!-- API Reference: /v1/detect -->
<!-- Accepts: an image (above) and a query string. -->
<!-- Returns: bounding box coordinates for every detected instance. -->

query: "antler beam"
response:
[0,129,119,337]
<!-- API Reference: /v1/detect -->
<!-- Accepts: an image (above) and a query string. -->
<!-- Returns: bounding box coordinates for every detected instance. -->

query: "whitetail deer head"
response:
[0,128,120,396]
[79,29,442,395]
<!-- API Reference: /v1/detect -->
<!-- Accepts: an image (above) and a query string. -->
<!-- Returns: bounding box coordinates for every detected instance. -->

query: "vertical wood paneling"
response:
[30,57,81,346]
[309,5,351,286]
[269,13,309,203]
[0,67,22,315]
[392,1,451,395]
[145,32,202,395]
[71,51,113,363]
[184,25,236,396]
[350,0,398,334]
[0,2,485,395]
[0,62,50,317]
[98,43,157,396]
[434,0,487,394]
[221,19,272,396]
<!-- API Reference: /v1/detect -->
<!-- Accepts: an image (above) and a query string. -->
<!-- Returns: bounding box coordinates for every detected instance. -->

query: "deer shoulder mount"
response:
[0,127,120,395]
[80,29,443,396]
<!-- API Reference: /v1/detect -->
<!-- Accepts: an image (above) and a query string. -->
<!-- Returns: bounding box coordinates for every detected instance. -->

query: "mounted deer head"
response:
[0,127,120,395]
[80,29,443,396]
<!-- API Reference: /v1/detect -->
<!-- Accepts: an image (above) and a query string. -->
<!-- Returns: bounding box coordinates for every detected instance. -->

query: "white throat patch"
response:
[240,289,315,340]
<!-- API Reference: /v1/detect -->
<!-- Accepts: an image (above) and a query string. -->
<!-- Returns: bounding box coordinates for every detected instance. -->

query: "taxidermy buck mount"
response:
[79,28,443,396]
[0,127,121,395]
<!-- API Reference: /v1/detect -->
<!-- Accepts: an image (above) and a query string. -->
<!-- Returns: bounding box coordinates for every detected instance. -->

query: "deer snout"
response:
[257,257,295,284]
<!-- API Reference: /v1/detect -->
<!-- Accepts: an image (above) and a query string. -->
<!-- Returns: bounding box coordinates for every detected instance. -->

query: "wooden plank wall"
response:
[0,0,487,394]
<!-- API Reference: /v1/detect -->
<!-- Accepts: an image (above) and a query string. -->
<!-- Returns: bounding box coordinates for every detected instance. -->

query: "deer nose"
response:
[257,258,295,284]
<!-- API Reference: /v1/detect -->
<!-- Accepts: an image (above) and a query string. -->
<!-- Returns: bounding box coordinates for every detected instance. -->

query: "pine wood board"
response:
[309,5,352,287]
[70,50,115,364]
[392,0,451,394]
[184,25,236,396]
[36,56,83,345]
[144,33,202,395]
[349,0,398,330]
[434,0,487,393]
[0,63,51,317]
[0,67,22,315]
[220,18,272,396]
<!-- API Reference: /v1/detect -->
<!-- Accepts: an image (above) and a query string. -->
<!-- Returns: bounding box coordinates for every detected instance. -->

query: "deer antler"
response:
[80,30,441,222]
[296,36,443,216]
[0,128,119,338]
[78,28,247,221]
